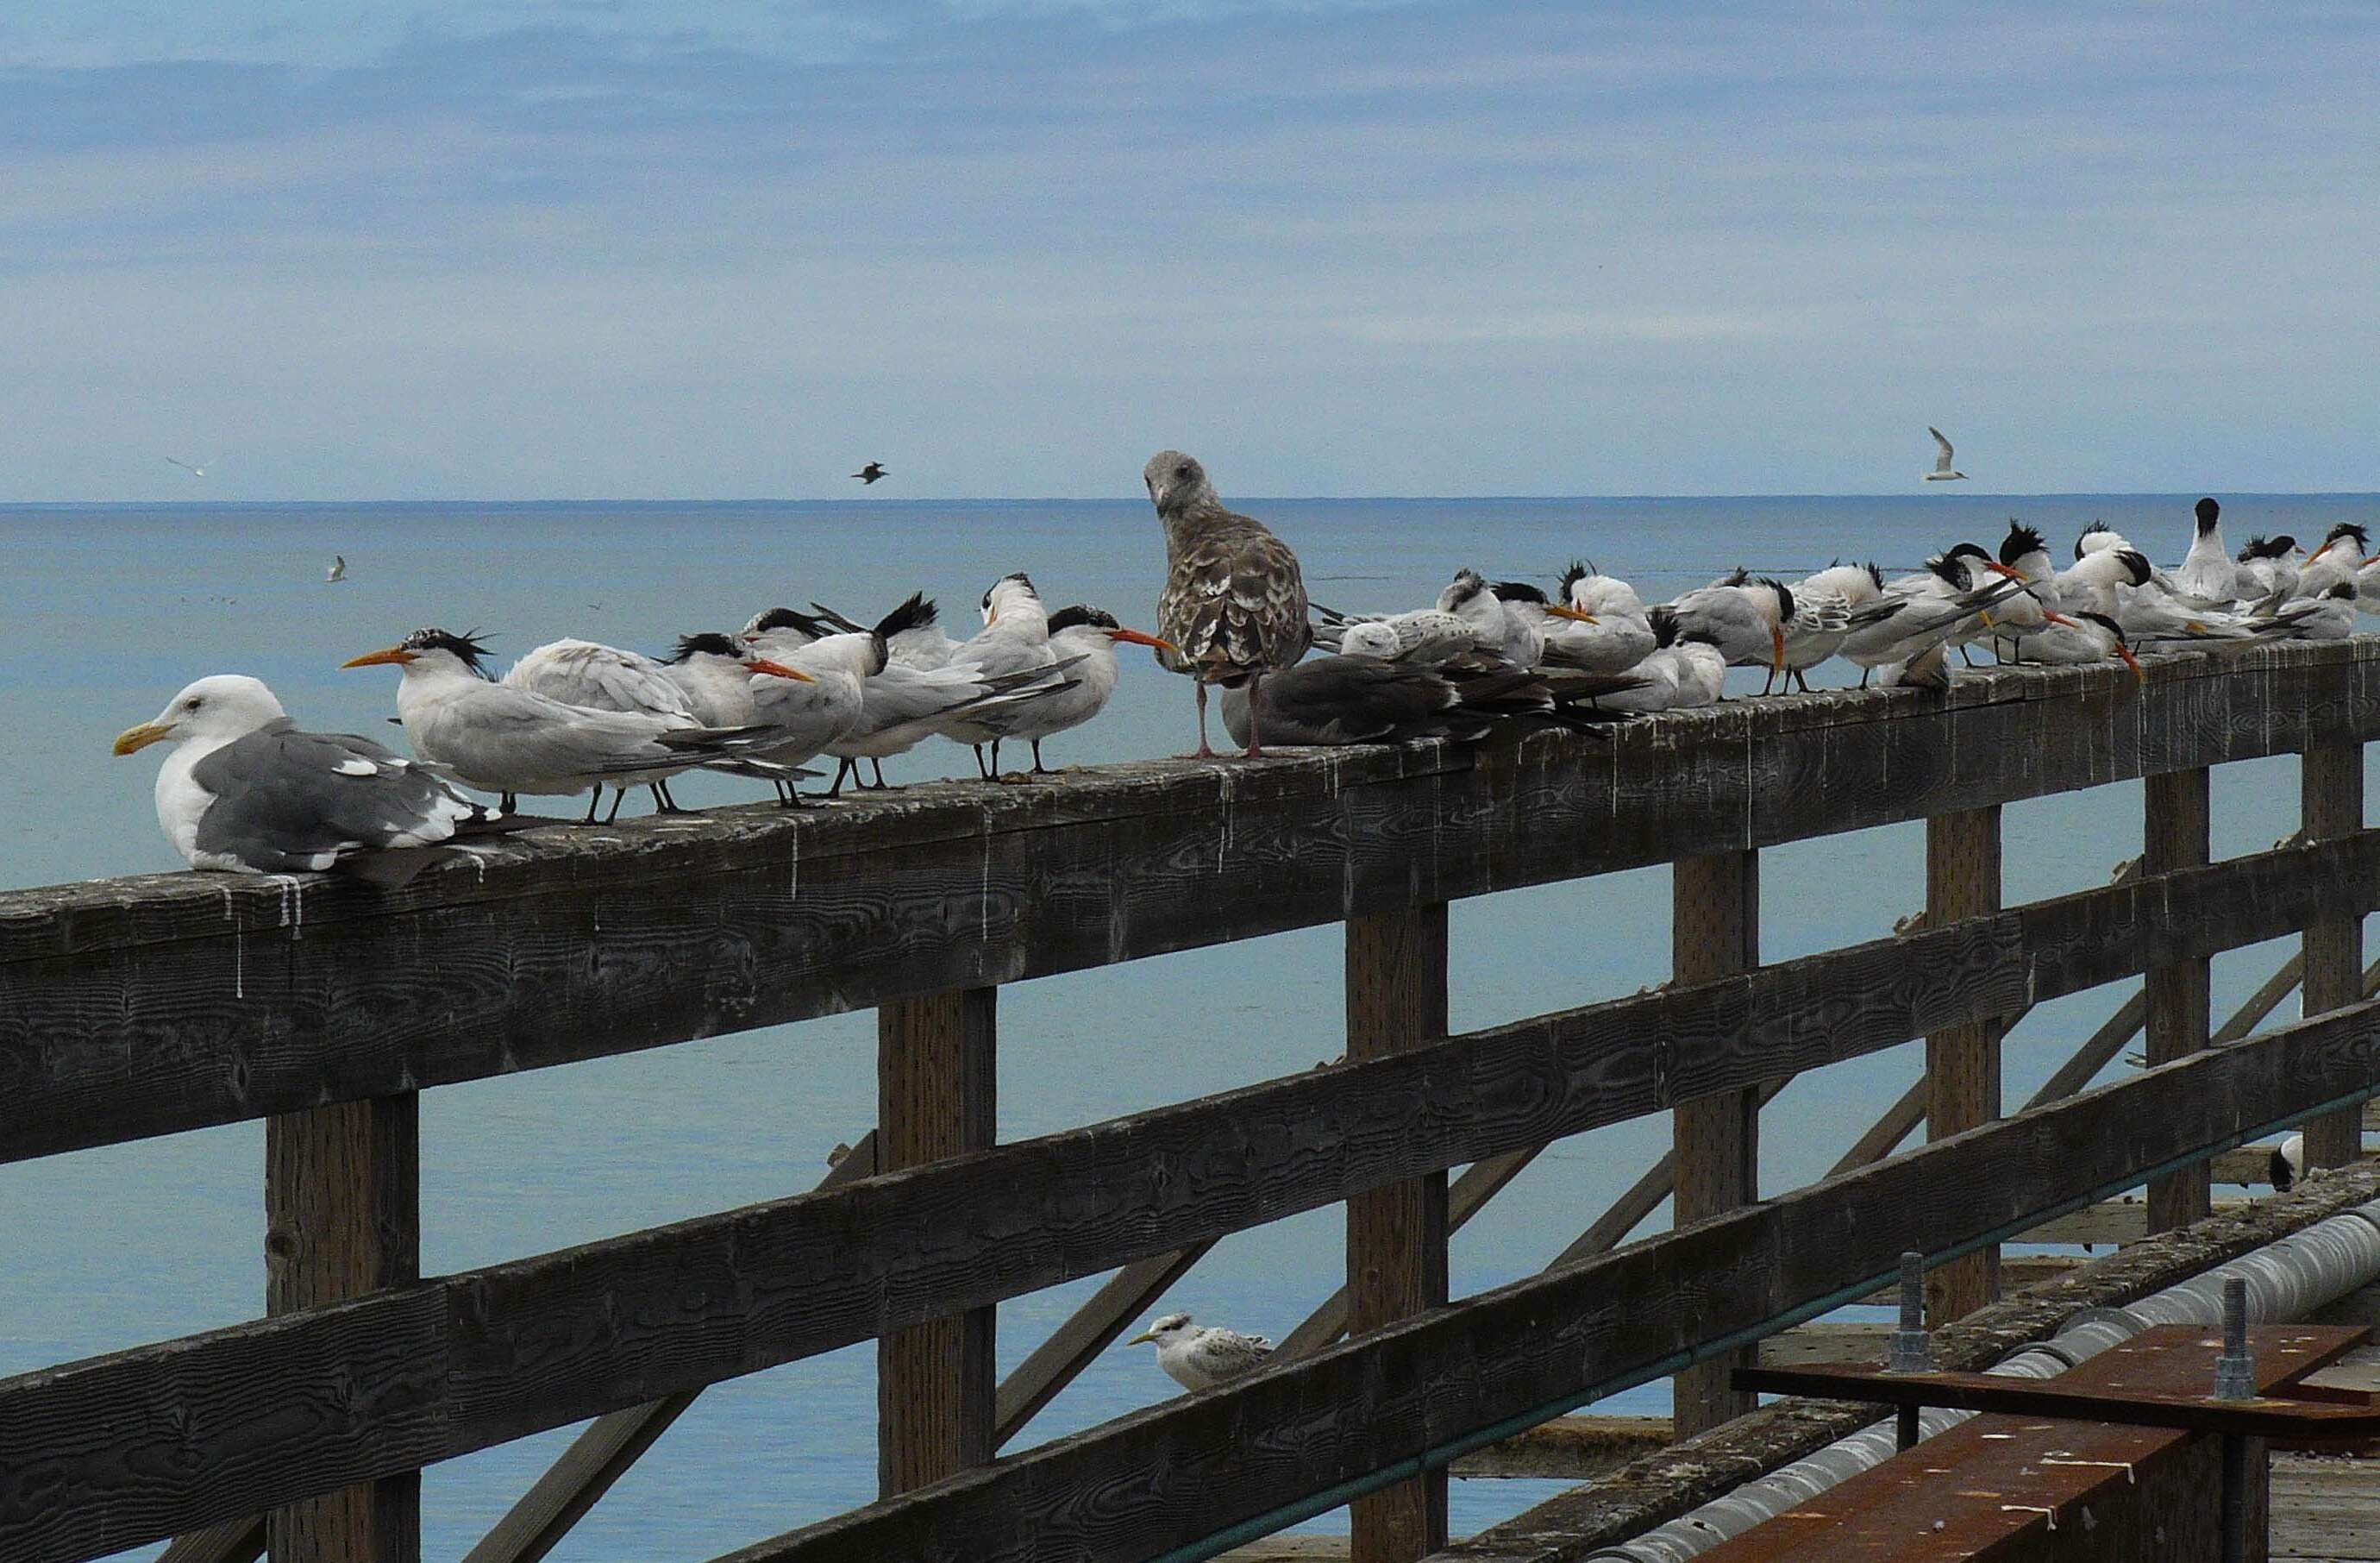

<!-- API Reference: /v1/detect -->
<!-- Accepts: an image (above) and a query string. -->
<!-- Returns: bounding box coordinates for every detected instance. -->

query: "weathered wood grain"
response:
[460,1132,880,1563]
[265,1095,422,1563]
[2145,767,2214,1233]
[1672,851,1760,1434]
[14,834,2380,1561]
[697,994,2380,1563]
[876,989,997,1495]
[9,645,2380,1165]
[1344,905,1451,1560]
[2303,742,2367,1171]
[1925,807,2001,1322]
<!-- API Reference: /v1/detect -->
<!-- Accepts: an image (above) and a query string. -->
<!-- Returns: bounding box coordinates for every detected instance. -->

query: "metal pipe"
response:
[1157,1089,2378,1563]
[1585,1190,2380,1561]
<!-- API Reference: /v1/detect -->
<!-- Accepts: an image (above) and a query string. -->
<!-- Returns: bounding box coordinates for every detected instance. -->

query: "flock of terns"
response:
[112,450,2379,890]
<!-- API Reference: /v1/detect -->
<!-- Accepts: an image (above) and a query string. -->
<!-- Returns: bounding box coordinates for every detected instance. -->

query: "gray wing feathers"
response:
[191,725,476,871]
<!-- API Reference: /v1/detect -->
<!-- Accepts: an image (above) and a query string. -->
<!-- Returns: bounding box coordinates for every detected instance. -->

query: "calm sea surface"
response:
[5,493,2375,1558]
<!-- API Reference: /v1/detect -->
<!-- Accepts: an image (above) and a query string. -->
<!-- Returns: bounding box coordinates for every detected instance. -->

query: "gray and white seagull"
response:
[113,674,508,885]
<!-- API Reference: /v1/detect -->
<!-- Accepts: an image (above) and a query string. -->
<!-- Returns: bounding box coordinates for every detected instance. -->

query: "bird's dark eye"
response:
[1175,465,1191,479]
[184,698,202,710]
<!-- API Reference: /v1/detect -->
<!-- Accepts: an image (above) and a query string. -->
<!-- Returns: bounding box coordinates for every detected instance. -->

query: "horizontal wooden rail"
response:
[9,825,2380,1563]
[705,991,2380,1563]
[5,643,2376,1164]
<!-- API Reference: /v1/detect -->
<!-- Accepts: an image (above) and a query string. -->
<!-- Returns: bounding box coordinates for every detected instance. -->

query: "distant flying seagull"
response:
[852,461,887,485]
[326,556,347,584]
[164,455,219,478]
[1924,428,1969,482]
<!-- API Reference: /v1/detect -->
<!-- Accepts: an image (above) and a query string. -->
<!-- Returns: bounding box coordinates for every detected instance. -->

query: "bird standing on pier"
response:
[503,636,812,814]
[344,629,806,820]
[1144,450,1312,757]
[113,675,508,885]
[1541,561,1656,675]
[1668,571,1794,693]
[1126,1312,1274,1390]
[937,574,1075,775]
[996,605,1174,773]
[2174,498,2242,604]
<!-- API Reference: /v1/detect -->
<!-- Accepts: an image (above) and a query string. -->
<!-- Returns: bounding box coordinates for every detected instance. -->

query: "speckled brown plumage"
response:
[1143,450,1312,686]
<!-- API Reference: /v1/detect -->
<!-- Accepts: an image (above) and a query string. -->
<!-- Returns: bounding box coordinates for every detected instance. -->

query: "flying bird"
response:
[1924,428,1968,482]
[1143,449,1312,757]
[164,455,219,478]
[325,556,347,584]
[852,461,888,485]
[113,674,510,886]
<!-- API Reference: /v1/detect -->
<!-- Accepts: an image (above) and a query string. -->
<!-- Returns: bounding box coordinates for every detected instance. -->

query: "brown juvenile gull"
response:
[1143,449,1311,757]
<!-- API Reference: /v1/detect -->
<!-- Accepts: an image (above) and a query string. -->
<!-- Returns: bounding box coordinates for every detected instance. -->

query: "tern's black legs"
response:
[869,759,889,789]
[1031,739,1051,774]
[582,789,604,825]
[828,758,854,799]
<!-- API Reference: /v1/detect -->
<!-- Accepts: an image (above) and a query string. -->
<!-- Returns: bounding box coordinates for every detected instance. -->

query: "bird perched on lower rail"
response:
[113,675,515,886]
[1126,1312,1274,1391]
[1145,449,1312,757]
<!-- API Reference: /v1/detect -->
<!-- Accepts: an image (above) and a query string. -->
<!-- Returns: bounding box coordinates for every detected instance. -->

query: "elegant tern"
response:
[343,628,807,821]
[1125,1313,1273,1391]
[2174,498,2242,604]
[1924,427,1968,482]
[997,605,1173,773]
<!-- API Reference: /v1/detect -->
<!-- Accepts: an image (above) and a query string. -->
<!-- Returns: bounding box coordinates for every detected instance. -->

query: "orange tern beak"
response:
[340,646,416,669]
[1105,627,1176,651]
[1544,604,1599,624]
[2043,610,2076,627]
[1984,562,2025,581]
[747,659,815,682]
[2116,644,2145,681]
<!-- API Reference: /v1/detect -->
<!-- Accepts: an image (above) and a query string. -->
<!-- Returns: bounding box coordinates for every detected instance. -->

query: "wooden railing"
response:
[3,638,2378,1563]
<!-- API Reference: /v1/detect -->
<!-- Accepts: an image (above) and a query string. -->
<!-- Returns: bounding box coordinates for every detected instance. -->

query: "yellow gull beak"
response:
[341,646,416,669]
[111,722,171,756]
[1544,604,1599,624]
[1124,1330,1156,1346]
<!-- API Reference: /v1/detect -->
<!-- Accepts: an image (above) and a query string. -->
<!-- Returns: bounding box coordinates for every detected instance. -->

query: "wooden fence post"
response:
[2303,744,2365,1170]
[2145,769,2214,1231]
[1926,807,2001,1323]
[877,989,997,1495]
[1673,850,1759,1436]
[265,1095,421,1563]
[1346,904,1450,1561]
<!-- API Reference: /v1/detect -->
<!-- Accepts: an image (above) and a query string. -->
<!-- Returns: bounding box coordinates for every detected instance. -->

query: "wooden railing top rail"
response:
[4,642,2377,1167]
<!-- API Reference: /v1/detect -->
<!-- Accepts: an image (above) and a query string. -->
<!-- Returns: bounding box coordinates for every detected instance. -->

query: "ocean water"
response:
[3,493,2375,1560]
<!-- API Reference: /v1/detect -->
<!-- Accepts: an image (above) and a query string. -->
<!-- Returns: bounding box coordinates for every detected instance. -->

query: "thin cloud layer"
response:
[3,2,2376,499]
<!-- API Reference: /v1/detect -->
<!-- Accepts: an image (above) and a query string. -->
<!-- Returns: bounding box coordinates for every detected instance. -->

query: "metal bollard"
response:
[2212,1276,2254,1401]
[1885,1251,1932,1451]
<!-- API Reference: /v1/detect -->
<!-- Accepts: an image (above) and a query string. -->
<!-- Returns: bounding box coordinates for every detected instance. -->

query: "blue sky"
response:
[3,2,2375,499]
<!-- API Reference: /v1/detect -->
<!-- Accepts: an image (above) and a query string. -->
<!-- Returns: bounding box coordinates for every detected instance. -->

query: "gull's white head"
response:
[1125,1311,1194,1346]
[113,675,286,756]
[1339,622,1404,660]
